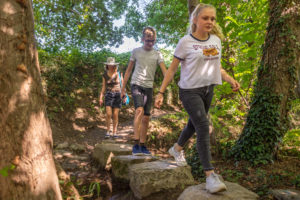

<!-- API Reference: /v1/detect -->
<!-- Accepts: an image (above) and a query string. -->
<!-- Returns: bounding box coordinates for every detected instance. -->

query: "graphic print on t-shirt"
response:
[203,48,219,56]
[192,44,220,57]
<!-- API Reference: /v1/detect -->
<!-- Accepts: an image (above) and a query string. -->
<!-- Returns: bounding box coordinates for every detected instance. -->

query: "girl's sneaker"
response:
[168,145,187,166]
[205,173,227,193]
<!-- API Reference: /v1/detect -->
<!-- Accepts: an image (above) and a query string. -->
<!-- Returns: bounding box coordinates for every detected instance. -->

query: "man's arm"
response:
[159,62,167,76]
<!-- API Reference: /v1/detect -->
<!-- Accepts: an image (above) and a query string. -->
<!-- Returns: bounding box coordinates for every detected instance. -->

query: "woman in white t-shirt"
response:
[155,3,240,194]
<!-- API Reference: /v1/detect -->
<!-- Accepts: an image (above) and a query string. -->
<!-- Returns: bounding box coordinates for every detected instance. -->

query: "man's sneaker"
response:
[205,173,227,193]
[105,131,111,138]
[132,144,143,156]
[168,145,187,166]
[140,145,151,156]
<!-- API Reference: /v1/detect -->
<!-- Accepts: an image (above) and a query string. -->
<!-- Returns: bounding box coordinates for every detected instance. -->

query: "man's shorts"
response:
[131,84,153,116]
[105,91,122,108]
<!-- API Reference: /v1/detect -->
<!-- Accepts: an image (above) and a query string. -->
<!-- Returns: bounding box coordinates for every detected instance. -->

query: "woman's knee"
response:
[112,109,119,119]
[142,115,150,123]
[106,110,112,118]
[135,107,144,116]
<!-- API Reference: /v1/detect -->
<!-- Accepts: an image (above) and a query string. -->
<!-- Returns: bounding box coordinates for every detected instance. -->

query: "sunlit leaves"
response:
[33,0,131,51]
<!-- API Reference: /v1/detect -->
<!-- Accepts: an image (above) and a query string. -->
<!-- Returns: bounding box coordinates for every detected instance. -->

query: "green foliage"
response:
[292,175,300,187]
[88,182,101,198]
[283,129,300,147]
[0,164,15,177]
[231,0,299,164]
[231,86,283,164]
[39,48,130,113]
[33,0,137,50]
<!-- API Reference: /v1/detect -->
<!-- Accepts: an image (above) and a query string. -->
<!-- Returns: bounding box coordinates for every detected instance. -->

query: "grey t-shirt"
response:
[130,47,164,88]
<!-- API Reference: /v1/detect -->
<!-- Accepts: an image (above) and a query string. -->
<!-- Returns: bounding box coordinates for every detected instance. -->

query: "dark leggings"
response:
[177,85,214,171]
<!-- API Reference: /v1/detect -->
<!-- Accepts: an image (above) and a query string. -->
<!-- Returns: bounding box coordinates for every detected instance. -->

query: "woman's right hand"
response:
[121,88,125,99]
[154,93,164,109]
[99,99,103,106]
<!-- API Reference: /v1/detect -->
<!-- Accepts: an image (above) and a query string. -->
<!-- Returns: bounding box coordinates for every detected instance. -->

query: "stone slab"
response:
[129,160,195,199]
[111,155,158,182]
[92,143,132,170]
[178,181,259,200]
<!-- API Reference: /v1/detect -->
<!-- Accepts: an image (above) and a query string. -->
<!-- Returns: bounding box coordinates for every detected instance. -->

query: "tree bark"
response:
[0,0,62,199]
[187,0,199,18]
[232,0,300,163]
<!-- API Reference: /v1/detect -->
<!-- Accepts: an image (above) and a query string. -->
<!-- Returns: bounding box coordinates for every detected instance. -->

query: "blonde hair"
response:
[189,3,224,41]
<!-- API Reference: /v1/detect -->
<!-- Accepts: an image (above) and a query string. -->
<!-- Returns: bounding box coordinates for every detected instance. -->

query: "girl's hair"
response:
[189,3,224,40]
[142,27,157,40]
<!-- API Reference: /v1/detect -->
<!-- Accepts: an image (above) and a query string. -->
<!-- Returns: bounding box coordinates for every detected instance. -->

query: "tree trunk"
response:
[232,0,300,164]
[0,0,62,199]
[187,0,199,18]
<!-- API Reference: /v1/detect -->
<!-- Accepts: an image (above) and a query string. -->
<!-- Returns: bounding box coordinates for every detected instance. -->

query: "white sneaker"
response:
[206,173,227,193]
[168,145,187,166]
[105,131,111,138]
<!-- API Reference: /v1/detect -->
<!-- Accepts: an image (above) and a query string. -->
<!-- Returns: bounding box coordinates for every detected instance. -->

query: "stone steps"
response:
[111,155,158,182]
[92,141,259,200]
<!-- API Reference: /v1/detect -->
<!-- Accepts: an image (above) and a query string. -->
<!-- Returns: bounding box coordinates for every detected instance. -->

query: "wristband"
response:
[158,91,164,95]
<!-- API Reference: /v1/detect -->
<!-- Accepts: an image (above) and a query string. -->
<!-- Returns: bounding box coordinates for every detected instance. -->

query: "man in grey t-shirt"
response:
[121,27,167,156]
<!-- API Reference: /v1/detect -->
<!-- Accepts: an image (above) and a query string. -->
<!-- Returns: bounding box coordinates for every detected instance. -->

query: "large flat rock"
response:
[112,155,158,182]
[129,160,195,199]
[92,143,132,170]
[178,181,259,200]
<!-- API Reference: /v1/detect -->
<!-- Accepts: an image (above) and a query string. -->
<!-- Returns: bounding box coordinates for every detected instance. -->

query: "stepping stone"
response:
[129,160,195,199]
[270,189,300,200]
[111,155,158,182]
[178,181,259,200]
[69,143,85,153]
[101,139,117,144]
[92,143,132,170]
[101,138,129,144]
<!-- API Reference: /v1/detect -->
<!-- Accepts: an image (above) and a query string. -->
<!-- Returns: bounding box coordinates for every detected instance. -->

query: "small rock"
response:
[56,141,69,149]
[70,143,85,153]
[270,189,300,200]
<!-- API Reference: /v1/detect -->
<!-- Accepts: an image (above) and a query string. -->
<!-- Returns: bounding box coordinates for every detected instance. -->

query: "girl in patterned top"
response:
[99,57,123,138]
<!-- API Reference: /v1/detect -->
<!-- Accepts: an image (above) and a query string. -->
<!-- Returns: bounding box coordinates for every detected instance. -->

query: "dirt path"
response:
[53,107,175,199]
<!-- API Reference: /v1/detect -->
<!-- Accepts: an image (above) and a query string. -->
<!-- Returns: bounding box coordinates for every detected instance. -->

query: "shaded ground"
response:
[51,106,175,199]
